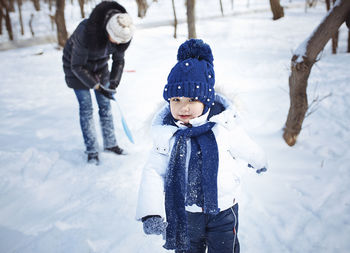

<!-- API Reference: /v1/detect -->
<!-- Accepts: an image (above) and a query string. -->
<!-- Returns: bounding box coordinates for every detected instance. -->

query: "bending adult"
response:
[62,1,135,164]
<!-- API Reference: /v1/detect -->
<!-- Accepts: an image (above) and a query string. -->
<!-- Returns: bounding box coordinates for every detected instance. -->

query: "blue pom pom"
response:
[177,39,213,65]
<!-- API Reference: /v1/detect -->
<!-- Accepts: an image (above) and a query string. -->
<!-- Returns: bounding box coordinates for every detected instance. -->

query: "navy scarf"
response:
[163,115,220,251]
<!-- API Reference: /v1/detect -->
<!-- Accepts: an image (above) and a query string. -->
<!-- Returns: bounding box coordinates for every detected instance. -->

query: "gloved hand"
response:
[256,167,267,174]
[109,80,119,90]
[142,215,167,236]
[248,163,267,174]
[95,83,116,100]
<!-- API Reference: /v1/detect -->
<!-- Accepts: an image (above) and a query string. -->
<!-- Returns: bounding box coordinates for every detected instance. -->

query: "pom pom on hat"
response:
[177,39,213,65]
[106,13,135,44]
[163,39,215,114]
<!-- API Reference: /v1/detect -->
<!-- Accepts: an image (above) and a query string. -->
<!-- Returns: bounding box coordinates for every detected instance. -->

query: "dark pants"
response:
[176,204,240,253]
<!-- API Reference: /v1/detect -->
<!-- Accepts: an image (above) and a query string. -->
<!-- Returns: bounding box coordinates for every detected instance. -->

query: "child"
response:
[136,39,267,253]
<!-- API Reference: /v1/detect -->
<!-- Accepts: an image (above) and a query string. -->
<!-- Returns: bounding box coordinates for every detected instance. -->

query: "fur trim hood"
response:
[86,1,129,50]
[150,93,239,153]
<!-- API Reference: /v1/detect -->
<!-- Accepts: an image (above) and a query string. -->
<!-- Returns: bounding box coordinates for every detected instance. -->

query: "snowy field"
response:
[1,1,350,252]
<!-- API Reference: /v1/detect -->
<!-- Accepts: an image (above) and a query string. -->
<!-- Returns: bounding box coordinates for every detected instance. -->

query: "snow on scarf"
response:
[163,117,220,251]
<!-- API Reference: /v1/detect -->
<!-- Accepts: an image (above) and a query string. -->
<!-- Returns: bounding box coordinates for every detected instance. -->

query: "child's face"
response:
[170,97,204,124]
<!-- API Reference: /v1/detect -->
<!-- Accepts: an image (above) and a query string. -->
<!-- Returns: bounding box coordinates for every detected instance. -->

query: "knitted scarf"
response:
[163,118,220,251]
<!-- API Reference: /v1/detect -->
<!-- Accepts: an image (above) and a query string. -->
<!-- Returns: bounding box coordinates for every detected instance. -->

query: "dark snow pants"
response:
[176,204,240,253]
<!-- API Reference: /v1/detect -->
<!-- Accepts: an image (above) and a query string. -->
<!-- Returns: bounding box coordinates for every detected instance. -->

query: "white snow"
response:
[1,1,350,253]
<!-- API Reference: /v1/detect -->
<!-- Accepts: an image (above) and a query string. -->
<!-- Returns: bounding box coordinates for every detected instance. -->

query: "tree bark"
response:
[55,0,68,47]
[348,29,350,53]
[172,0,177,39]
[331,0,338,54]
[283,0,350,146]
[325,0,331,10]
[8,0,15,12]
[29,13,35,36]
[136,0,148,18]
[0,0,14,40]
[186,0,196,39]
[78,0,84,18]
[331,30,338,54]
[17,0,24,35]
[326,0,339,54]
[0,5,3,35]
[219,0,224,16]
[269,0,284,20]
[31,0,40,11]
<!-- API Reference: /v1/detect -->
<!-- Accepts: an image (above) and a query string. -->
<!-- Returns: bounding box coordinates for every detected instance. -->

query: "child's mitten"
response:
[248,163,267,174]
[142,215,167,235]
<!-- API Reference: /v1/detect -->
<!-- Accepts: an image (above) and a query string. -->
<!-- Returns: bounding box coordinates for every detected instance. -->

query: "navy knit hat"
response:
[163,39,215,114]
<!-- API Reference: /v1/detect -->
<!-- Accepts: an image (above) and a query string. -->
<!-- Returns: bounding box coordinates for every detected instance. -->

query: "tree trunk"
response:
[269,0,284,20]
[29,13,35,36]
[283,0,350,146]
[8,0,15,12]
[346,11,350,53]
[172,0,177,39]
[0,5,3,35]
[219,0,224,16]
[325,0,331,10]
[78,0,84,18]
[331,30,338,54]
[31,0,40,11]
[55,0,68,47]
[0,0,14,40]
[17,0,24,35]
[331,0,338,54]
[326,0,339,54]
[4,3,13,40]
[348,29,350,53]
[136,0,148,18]
[186,0,196,39]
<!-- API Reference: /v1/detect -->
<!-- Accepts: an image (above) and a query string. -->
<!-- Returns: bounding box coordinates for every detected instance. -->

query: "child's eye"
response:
[189,98,198,102]
[171,98,180,102]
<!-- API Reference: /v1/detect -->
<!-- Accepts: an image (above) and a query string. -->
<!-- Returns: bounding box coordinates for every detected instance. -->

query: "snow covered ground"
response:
[1,1,350,252]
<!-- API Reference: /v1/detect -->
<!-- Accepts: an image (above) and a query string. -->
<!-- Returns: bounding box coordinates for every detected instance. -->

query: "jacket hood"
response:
[86,1,128,50]
[150,93,239,147]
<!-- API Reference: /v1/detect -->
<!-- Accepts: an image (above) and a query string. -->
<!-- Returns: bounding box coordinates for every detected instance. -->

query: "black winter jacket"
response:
[62,1,131,90]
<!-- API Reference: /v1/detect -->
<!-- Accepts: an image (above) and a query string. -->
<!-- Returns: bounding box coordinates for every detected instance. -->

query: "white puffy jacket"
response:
[136,94,267,220]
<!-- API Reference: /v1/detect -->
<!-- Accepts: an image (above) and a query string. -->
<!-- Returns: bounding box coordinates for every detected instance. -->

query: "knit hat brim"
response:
[163,81,215,108]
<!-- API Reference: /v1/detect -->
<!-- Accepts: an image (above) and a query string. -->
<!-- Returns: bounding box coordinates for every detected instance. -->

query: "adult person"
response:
[62,1,135,164]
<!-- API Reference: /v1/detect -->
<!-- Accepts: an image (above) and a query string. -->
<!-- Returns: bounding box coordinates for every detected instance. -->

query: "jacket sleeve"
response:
[109,50,125,89]
[70,35,99,89]
[135,148,168,221]
[228,124,268,172]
